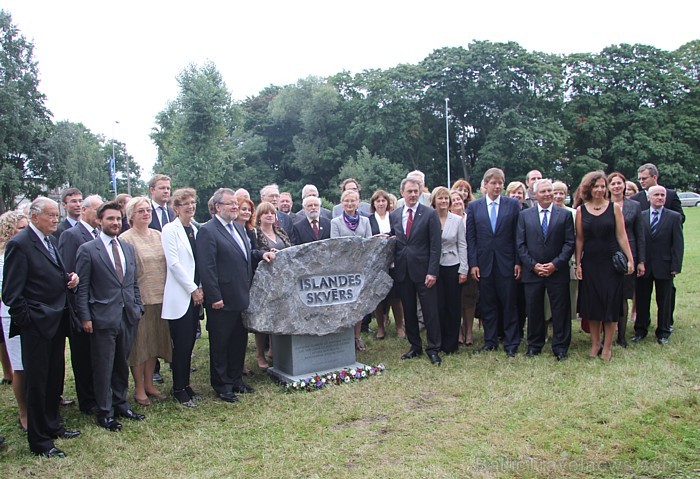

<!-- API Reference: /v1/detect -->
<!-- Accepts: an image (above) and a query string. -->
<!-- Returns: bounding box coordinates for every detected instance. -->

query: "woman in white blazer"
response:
[431,187,469,354]
[330,190,372,350]
[161,188,203,408]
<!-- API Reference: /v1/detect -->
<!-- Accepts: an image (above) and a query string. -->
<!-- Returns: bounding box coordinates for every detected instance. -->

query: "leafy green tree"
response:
[337,147,406,199]
[0,10,54,212]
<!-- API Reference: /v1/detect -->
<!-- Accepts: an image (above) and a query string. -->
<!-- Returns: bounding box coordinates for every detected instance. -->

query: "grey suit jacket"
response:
[75,236,143,329]
[440,212,469,274]
[330,215,372,239]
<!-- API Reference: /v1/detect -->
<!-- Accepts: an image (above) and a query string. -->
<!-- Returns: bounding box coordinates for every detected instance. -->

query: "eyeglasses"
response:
[178,201,197,207]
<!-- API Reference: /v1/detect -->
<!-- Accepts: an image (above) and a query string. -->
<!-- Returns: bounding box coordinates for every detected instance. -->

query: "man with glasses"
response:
[632,163,684,223]
[196,189,275,403]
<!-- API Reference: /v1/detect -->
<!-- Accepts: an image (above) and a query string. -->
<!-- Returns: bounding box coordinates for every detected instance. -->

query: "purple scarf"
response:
[343,211,360,231]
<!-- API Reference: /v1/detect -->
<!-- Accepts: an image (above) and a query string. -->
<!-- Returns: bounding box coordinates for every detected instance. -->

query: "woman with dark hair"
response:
[161,188,203,407]
[575,171,634,360]
[331,190,372,350]
[120,197,172,405]
[431,187,468,353]
[0,211,29,430]
[254,201,292,368]
[368,189,404,340]
[608,172,645,347]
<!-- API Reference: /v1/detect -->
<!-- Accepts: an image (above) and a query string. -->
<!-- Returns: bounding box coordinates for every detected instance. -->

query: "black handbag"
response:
[612,251,628,274]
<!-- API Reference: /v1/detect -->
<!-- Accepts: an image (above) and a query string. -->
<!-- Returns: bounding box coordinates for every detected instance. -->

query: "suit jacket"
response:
[276,211,294,237]
[631,188,684,224]
[52,218,76,239]
[440,212,469,274]
[196,218,257,312]
[641,208,683,279]
[58,222,98,330]
[2,227,74,340]
[466,196,521,278]
[161,218,199,319]
[75,237,143,329]
[368,213,391,236]
[621,198,646,265]
[330,215,372,238]
[290,217,331,245]
[149,203,175,231]
[516,205,575,284]
[389,203,442,283]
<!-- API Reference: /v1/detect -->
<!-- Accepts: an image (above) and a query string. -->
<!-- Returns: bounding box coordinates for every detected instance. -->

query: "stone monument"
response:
[243,236,394,383]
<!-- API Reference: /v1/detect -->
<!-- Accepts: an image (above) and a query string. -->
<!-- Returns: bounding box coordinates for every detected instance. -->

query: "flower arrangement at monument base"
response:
[285,364,385,392]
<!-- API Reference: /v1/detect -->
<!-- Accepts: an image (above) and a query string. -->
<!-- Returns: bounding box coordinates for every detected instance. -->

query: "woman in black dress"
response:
[574,171,634,360]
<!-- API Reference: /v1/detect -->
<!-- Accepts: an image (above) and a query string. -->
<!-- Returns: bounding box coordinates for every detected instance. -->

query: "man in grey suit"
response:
[76,201,145,431]
[516,180,575,360]
[390,177,442,365]
[58,195,103,415]
[197,189,275,403]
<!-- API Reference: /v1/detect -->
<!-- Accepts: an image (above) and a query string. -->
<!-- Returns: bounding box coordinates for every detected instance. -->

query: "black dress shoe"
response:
[217,392,239,403]
[232,383,255,394]
[97,417,122,432]
[617,338,628,348]
[631,335,644,343]
[657,337,669,345]
[526,349,540,357]
[476,345,497,353]
[401,348,422,360]
[0,435,5,447]
[52,429,81,440]
[555,353,568,361]
[185,386,204,401]
[427,352,442,365]
[116,409,145,421]
[35,447,66,458]
[506,350,517,358]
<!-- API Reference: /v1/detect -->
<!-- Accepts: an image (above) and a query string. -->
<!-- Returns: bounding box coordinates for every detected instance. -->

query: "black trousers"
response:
[169,301,198,391]
[206,308,247,394]
[436,264,462,353]
[478,272,520,351]
[398,277,441,354]
[635,275,674,339]
[68,328,96,413]
[90,318,136,419]
[21,331,66,453]
[523,281,571,355]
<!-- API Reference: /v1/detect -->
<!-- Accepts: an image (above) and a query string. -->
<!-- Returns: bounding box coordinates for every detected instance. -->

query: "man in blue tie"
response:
[633,185,684,344]
[466,168,523,357]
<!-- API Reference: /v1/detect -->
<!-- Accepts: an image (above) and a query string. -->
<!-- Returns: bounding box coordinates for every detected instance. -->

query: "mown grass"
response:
[1,211,699,478]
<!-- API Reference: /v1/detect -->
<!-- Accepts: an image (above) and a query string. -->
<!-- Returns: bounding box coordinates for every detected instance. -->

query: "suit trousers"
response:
[523,281,571,355]
[168,300,198,391]
[90,315,136,419]
[398,277,441,354]
[436,264,462,353]
[635,275,674,339]
[20,331,66,453]
[68,328,96,413]
[206,308,247,394]
[478,272,521,350]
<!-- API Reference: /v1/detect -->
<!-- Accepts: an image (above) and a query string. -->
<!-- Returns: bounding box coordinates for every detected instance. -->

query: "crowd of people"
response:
[0,162,685,457]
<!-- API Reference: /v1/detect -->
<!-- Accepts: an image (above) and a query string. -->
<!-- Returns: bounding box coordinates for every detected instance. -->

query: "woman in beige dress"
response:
[120,197,172,405]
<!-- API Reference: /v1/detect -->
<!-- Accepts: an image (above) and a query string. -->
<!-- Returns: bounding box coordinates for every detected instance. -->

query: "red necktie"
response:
[312,220,319,239]
[406,208,413,239]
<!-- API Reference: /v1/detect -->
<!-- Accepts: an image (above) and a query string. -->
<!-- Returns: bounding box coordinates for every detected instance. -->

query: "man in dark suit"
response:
[389,177,442,365]
[632,163,684,223]
[76,201,145,432]
[633,186,684,344]
[2,197,81,457]
[279,192,297,221]
[148,173,174,231]
[290,196,331,245]
[53,187,83,239]
[516,179,575,360]
[58,195,103,415]
[197,188,275,403]
[260,183,294,235]
[467,167,523,357]
[295,184,333,220]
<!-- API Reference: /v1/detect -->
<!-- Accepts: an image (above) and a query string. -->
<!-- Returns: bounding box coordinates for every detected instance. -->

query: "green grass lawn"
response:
[1,210,699,478]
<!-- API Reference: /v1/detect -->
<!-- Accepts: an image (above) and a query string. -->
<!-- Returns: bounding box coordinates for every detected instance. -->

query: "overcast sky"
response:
[4,1,699,179]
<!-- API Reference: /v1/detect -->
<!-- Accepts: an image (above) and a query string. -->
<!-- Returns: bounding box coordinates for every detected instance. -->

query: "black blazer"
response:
[290,217,331,245]
[368,214,392,236]
[2,227,74,340]
[516,205,575,284]
[276,211,294,237]
[196,218,261,312]
[621,198,646,265]
[631,188,684,224]
[641,208,683,279]
[389,204,442,283]
[466,196,521,278]
[149,204,175,231]
[75,237,143,329]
